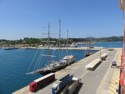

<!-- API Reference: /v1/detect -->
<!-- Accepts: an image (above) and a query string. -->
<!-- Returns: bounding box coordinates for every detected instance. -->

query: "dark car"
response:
[111,61,117,67]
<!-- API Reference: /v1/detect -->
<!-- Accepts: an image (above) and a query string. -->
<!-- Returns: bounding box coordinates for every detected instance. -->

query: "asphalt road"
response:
[78,51,116,94]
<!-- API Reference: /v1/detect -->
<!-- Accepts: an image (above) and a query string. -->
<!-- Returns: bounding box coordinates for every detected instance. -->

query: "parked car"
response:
[111,61,117,67]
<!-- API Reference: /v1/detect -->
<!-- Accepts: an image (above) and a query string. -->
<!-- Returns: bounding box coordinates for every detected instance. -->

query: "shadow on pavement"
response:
[74,83,83,94]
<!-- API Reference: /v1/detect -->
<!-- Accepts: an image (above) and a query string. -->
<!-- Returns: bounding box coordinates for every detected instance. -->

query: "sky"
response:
[0,0,124,40]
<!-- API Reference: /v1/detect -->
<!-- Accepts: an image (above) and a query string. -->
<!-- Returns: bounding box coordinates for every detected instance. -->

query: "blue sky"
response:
[0,0,124,40]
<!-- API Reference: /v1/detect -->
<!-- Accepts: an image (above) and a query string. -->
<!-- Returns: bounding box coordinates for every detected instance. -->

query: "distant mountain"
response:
[0,39,8,42]
[69,36,123,42]
[0,36,123,46]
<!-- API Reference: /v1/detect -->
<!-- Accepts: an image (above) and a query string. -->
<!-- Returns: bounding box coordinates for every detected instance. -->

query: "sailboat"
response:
[27,21,65,75]
[27,21,75,75]
[34,23,63,75]
[61,29,75,65]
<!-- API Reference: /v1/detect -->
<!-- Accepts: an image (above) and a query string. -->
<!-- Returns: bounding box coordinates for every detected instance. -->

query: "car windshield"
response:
[112,61,116,64]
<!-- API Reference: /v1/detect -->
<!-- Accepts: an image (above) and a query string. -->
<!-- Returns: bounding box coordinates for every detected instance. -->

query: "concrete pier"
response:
[22,46,104,51]
[12,48,121,94]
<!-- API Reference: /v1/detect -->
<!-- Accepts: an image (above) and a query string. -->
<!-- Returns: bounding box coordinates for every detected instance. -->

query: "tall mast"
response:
[66,29,69,56]
[48,23,51,64]
[59,19,61,60]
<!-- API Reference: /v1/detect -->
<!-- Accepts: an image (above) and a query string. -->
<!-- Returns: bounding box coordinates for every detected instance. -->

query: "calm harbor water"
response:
[0,41,122,94]
[94,41,123,48]
[79,41,123,48]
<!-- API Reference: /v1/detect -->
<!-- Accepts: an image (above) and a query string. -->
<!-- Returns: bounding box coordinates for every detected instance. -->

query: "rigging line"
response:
[39,49,56,69]
[51,49,56,58]
[33,49,44,71]
[60,40,67,58]
[37,49,53,69]
[27,49,39,73]
[34,24,54,71]
[60,46,64,58]
[33,54,42,71]
[35,54,44,70]
[37,56,46,69]
[33,37,49,71]
[33,40,47,71]
[59,40,63,58]
[35,49,49,70]
[65,39,68,55]
[66,29,69,56]
[51,49,57,62]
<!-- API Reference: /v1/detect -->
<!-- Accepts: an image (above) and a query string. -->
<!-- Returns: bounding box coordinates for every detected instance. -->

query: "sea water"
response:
[0,41,122,94]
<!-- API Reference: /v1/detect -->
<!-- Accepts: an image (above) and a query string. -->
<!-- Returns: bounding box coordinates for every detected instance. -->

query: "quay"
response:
[48,47,104,51]
[13,48,121,94]
[22,46,104,51]
[2,46,104,51]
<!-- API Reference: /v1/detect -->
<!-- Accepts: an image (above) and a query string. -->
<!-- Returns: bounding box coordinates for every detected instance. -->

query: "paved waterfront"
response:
[79,51,116,94]
[13,48,121,94]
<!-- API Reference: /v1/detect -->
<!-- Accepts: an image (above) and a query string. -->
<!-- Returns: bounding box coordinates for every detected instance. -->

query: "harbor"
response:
[38,46,103,51]
[0,0,124,94]
[12,48,121,94]
[0,46,99,94]
[1,46,103,51]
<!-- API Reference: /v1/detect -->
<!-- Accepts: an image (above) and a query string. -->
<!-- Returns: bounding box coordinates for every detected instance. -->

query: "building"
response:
[119,0,125,94]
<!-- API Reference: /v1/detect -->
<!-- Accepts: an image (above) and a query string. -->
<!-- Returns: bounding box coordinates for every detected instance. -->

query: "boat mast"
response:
[85,36,89,56]
[59,19,61,60]
[66,29,69,56]
[48,23,51,64]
